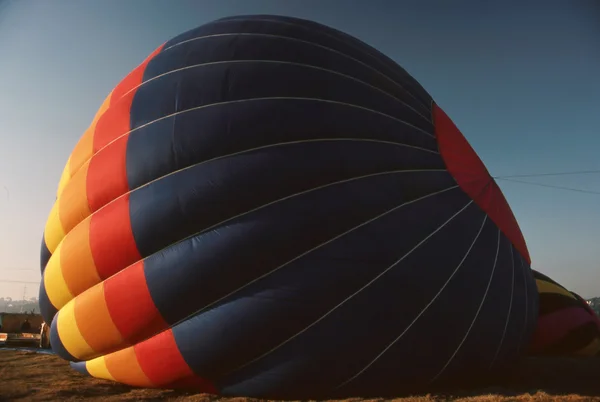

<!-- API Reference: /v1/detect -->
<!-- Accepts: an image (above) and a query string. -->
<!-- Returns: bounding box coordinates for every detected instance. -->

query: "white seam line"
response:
[56,99,438,191]
[163,27,429,112]
[51,171,453,362]
[97,97,435,159]
[46,137,440,254]
[334,212,487,390]
[57,98,439,200]
[69,28,436,188]
[223,197,473,376]
[118,58,432,125]
[137,138,439,192]
[429,227,501,384]
[489,243,515,370]
[237,16,432,109]
[45,140,442,297]
[46,168,451,309]
[169,184,459,331]
[516,256,529,355]
[49,138,439,243]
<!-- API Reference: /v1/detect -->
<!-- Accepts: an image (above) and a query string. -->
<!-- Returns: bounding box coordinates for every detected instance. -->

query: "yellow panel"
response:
[56,299,92,360]
[536,279,576,300]
[58,160,92,234]
[43,244,74,310]
[56,157,72,199]
[73,282,124,359]
[93,91,113,123]
[69,91,113,177]
[43,201,66,254]
[86,356,115,381]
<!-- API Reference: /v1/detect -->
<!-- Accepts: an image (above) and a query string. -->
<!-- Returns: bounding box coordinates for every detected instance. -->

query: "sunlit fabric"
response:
[528,269,600,357]
[39,14,538,399]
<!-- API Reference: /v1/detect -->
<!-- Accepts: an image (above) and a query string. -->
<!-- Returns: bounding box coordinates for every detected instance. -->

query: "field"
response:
[1,350,600,401]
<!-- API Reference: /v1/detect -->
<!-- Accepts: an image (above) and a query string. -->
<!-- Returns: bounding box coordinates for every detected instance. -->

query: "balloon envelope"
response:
[528,269,600,357]
[39,15,538,398]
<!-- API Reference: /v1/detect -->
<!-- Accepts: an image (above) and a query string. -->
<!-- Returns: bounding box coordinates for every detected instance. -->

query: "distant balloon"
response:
[38,15,538,399]
[2,185,8,201]
[528,269,600,357]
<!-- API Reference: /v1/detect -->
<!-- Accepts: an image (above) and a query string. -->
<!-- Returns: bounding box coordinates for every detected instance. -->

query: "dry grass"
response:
[1,350,600,401]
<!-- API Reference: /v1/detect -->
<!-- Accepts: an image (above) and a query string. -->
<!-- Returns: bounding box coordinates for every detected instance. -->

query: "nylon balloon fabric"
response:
[528,270,600,357]
[38,15,538,399]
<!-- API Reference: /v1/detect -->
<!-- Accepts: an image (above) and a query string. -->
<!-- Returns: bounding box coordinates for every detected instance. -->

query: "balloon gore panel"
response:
[39,14,538,399]
[528,269,600,357]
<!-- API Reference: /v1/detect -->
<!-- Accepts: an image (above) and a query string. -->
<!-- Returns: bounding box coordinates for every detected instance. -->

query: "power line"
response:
[0,279,40,285]
[494,169,600,179]
[496,178,600,195]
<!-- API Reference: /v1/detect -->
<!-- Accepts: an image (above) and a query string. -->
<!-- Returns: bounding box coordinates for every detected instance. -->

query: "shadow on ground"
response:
[1,350,600,401]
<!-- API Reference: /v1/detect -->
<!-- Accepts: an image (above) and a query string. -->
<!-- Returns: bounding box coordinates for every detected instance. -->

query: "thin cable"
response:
[496,178,600,195]
[0,280,40,285]
[494,169,600,179]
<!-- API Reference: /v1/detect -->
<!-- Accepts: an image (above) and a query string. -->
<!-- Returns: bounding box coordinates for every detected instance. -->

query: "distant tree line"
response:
[0,297,39,314]
[588,297,600,317]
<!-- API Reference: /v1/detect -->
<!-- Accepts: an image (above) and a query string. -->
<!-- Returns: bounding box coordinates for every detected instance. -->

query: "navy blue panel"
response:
[484,246,525,373]
[38,276,57,325]
[126,99,437,191]
[218,204,493,398]
[504,252,531,359]
[161,15,432,113]
[129,140,444,257]
[145,33,429,124]
[522,262,540,351]
[170,185,470,391]
[131,60,432,133]
[49,314,76,362]
[145,171,458,325]
[40,235,51,273]
[70,361,90,376]
[109,15,536,399]
[432,234,516,385]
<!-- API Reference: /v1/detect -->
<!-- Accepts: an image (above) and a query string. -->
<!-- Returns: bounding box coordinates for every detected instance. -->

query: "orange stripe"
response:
[73,282,124,358]
[89,194,141,280]
[60,217,101,298]
[104,346,154,387]
[93,44,165,152]
[58,160,91,235]
[86,134,130,213]
[69,93,113,177]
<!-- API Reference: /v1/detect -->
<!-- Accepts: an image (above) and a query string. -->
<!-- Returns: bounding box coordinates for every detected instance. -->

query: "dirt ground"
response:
[1,350,600,401]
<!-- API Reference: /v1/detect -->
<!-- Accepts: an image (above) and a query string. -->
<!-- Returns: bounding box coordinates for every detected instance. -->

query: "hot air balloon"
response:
[528,269,600,357]
[39,15,538,399]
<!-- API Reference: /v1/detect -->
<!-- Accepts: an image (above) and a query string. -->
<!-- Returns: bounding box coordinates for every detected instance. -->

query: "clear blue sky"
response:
[0,0,599,300]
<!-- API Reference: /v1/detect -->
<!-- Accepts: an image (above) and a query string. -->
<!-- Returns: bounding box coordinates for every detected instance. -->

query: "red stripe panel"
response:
[93,44,165,152]
[432,103,531,265]
[135,329,217,393]
[530,306,595,352]
[89,193,141,279]
[86,134,130,213]
[104,260,168,343]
